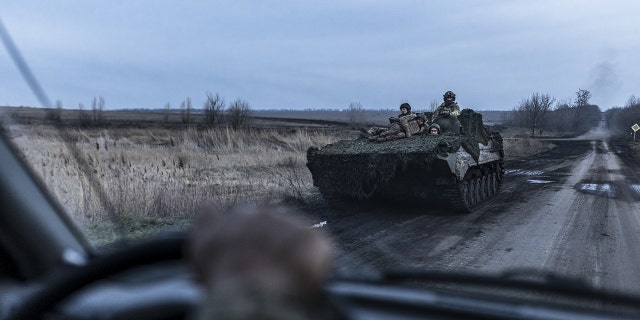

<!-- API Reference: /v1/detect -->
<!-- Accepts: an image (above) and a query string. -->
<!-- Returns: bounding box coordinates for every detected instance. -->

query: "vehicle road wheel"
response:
[459,181,472,210]
[480,175,488,201]
[470,179,479,206]
[489,172,497,196]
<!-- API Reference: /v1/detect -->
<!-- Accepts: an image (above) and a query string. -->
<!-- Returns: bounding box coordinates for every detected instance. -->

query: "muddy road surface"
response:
[303,133,640,295]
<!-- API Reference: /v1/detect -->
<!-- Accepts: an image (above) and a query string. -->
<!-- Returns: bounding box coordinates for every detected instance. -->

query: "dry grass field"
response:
[502,137,555,160]
[6,123,349,245]
[1,106,536,246]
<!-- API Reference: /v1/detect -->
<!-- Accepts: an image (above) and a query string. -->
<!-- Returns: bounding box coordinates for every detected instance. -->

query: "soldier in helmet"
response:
[364,102,416,141]
[432,90,461,121]
[387,102,416,125]
[414,113,429,135]
[428,123,441,135]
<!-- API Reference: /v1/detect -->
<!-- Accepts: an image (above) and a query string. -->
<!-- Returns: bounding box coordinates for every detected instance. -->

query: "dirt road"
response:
[304,132,640,295]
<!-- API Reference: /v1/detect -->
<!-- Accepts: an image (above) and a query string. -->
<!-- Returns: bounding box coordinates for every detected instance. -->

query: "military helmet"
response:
[400,102,411,111]
[443,91,456,100]
[416,113,427,122]
[429,123,441,132]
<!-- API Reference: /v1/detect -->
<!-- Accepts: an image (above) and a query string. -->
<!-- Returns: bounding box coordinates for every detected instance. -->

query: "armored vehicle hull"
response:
[306,109,504,212]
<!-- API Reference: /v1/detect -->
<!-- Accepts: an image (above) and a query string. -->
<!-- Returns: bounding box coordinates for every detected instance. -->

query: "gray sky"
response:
[1,1,639,111]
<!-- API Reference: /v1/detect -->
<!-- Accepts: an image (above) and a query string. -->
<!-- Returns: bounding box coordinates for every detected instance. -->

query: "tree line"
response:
[604,95,640,137]
[46,92,253,129]
[507,89,601,137]
[46,96,107,127]
[153,92,253,129]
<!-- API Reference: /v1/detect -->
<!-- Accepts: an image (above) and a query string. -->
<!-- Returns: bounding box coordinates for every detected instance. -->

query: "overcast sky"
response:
[1,1,639,111]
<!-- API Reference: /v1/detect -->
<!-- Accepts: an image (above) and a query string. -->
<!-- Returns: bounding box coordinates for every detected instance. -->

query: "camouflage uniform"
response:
[374,113,426,142]
[367,103,416,141]
[432,91,461,121]
[414,113,429,135]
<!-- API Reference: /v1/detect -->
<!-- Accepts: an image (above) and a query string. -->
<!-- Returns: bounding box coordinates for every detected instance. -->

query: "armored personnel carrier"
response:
[306,109,504,212]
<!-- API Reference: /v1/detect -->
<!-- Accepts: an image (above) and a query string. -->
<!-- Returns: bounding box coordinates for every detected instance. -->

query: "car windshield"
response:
[3,0,640,300]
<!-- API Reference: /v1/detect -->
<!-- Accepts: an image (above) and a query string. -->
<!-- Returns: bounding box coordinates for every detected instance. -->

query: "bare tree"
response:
[47,100,63,122]
[347,101,366,128]
[227,98,252,129]
[572,88,591,130]
[518,93,555,137]
[626,94,640,108]
[91,97,98,123]
[574,89,591,108]
[78,103,91,127]
[56,100,63,121]
[180,101,186,124]
[428,99,439,112]
[97,96,105,124]
[163,102,171,123]
[186,97,192,124]
[90,96,105,125]
[181,97,192,124]
[607,102,640,135]
[204,92,225,126]
[508,106,527,128]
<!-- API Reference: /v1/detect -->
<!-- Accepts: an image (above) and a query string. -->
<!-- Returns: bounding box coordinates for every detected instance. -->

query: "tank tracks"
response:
[441,168,503,213]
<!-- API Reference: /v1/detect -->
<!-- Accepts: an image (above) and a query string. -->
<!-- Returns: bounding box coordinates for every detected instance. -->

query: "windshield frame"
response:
[0,130,90,279]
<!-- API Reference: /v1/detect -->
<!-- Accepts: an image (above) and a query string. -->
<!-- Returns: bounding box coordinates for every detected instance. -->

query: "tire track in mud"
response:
[427,141,596,272]
[416,138,640,295]
[546,140,640,293]
[545,141,611,287]
[330,211,477,273]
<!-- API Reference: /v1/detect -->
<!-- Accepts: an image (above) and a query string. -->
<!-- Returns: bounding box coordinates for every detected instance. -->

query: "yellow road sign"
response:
[633,124,640,132]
